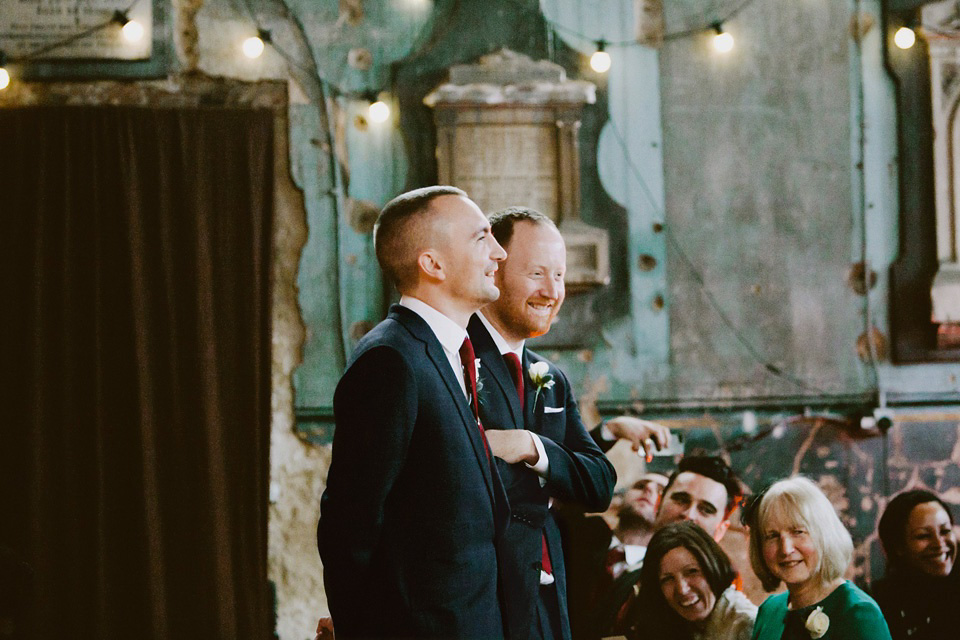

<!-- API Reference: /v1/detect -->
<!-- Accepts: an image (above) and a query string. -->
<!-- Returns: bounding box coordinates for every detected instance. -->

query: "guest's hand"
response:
[315,616,334,640]
[605,417,670,462]
[485,429,539,464]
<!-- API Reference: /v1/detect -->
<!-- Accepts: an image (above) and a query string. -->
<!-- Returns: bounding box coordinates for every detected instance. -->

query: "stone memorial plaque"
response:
[426,49,609,292]
[1,0,152,60]
[451,123,558,218]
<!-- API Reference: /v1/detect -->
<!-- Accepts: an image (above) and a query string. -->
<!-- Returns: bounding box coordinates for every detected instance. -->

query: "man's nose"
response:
[490,237,506,261]
[538,276,559,300]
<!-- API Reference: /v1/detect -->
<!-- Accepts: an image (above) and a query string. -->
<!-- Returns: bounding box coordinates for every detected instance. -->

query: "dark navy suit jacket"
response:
[468,315,616,640]
[319,305,511,639]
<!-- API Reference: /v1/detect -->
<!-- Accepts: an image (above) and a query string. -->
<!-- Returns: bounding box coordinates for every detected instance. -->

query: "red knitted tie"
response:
[502,352,525,411]
[459,338,488,458]
[503,352,552,576]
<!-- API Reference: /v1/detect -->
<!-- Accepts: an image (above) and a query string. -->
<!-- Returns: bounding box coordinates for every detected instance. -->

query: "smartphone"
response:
[652,431,684,456]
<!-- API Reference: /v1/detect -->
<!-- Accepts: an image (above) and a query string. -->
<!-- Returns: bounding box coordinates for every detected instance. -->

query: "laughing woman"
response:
[623,521,756,640]
[872,489,959,640]
[746,477,891,640]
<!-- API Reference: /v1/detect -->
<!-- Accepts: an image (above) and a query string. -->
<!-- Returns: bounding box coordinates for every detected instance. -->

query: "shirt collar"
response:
[399,296,467,355]
[477,311,524,360]
[609,535,647,567]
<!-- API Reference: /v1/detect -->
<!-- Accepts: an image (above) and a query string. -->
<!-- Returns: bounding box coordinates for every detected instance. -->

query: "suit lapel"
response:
[393,306,496,502]
[467,316,523,429]
[523,350,540,431]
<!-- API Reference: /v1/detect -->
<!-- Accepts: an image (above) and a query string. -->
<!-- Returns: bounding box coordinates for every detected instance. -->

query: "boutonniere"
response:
[475,358,484,394]
[527,361,555,407]
[805,606,829,639]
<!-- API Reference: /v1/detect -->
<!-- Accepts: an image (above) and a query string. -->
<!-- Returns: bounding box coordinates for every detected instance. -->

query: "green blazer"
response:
[752,581,891,640]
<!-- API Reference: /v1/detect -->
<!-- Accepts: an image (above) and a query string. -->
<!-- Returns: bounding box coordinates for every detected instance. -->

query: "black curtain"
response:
[0,106,273,639]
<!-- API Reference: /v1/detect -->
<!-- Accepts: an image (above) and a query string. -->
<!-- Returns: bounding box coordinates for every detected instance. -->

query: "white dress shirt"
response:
[399,296,469,399]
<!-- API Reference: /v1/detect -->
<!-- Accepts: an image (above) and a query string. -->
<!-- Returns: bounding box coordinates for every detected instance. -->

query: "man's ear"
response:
[418,250,445,282]
[714,518,730,542]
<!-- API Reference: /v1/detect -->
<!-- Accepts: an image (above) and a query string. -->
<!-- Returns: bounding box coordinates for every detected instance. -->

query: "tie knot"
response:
[503,351,522,373]
[502,352,524,408]
[459,337,475,364]
[607,545,626,566]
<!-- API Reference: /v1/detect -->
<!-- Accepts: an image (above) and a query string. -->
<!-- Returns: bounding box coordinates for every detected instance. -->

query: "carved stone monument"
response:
[424,49,609,290]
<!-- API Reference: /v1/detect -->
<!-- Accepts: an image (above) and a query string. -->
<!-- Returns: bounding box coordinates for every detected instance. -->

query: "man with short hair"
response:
[588,455,744,638]
[318,186,511,639]
[610,473,670,575]
[469,207,676,640]
[466,207,616,640]
[652,455,743,541]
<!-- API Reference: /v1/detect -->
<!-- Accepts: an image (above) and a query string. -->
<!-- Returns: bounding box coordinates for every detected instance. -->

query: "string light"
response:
[589,39,611,73]
[894,26,916,50]
[111,10,143,44]
[0,52,9,91]
[242,30,270,59]
[711,22,734,53]
[122,20,145,43]
[368,95,391,123]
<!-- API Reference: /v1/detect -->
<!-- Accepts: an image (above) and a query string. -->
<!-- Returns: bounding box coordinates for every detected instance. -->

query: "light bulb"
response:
[894,26,916,49]
[122,20,144,43]
[368,100,390,124]
[0,68,9,90]
[713,31,734,53]
[590,50,611,73]
[242,36,265,59]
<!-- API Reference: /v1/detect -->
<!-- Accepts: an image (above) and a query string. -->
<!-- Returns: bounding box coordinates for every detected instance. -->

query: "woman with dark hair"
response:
[621,521,756,640]
[872,489,959,640]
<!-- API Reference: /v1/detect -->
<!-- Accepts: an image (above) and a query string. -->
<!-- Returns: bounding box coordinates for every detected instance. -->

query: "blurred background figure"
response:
[873,489,959,640]
[624,521,756,640]
[747,476,891,640]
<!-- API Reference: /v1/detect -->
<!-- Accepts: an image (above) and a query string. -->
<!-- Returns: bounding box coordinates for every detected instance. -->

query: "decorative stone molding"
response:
[424,49,609,290]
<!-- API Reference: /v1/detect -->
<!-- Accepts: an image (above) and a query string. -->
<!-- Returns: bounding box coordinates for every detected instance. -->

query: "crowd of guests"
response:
[316,186,959,640]
[558,470,957,640]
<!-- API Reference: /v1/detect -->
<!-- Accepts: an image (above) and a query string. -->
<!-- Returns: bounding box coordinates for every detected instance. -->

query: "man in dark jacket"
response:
[319,186,512,639]
[468,206,616,640]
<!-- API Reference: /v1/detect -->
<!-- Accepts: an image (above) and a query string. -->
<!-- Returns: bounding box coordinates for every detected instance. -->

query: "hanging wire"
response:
[4,0,143,63]
[510,0,762,48]
[604,117,827,395]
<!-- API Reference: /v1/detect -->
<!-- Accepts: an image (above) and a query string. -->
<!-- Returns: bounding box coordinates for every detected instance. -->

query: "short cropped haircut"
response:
[630,521,737,636]
[373,186,466,291]
[748,476,853,592]
[488,206,557,250]
[662,456,744,519]
[878,489,954,573]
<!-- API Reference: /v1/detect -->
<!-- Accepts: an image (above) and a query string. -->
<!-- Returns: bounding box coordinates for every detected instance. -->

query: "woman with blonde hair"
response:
[746,476,890,640]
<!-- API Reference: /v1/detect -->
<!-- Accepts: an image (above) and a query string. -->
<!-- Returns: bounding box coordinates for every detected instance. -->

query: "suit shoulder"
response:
[349,317,420,360]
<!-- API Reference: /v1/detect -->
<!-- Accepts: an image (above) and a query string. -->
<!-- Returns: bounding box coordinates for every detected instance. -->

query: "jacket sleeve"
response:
[317,345,417,634]
[538,365,616,512]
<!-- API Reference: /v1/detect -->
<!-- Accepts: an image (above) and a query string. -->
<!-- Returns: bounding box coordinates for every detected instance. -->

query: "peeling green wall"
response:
[293,0,960,437]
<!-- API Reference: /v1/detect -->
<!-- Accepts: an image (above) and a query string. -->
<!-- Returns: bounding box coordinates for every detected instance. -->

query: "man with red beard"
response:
[468,207,668,640]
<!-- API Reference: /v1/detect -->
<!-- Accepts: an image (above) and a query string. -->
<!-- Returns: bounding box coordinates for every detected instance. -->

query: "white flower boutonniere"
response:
[805,606,829,639]
[475,358,483,393]
[528,361,555,407]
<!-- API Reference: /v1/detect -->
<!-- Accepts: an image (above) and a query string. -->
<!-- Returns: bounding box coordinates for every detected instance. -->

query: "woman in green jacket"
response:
[745,477,891,640]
